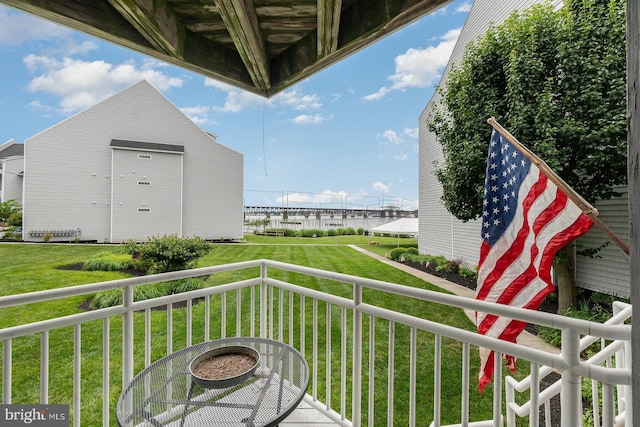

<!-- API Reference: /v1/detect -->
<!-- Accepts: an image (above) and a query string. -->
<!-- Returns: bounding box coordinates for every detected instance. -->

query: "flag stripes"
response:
[476,128,593,392]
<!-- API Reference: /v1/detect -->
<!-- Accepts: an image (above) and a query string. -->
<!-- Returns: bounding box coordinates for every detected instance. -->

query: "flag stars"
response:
[482,131,533,244]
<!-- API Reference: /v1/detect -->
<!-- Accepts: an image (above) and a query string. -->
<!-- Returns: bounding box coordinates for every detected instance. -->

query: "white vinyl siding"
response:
[575,187,630,298]
[22,80,243,243]
[111,148,182,242]
[1,157,24,203]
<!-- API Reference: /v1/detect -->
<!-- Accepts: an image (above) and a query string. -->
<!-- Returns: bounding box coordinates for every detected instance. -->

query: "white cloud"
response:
[25,56,183,113]
[273,89,322,110]
[180,106,217,125]
[205,78,325,117]
[456,2,473,13]
[372,182,390,193]
[0,7,70,45]
[378,130,404,145]
[291,114,325,124]
[205,78,265,113]
[404,127,419,139]
[364,28,461,101]
[394,154,409,161]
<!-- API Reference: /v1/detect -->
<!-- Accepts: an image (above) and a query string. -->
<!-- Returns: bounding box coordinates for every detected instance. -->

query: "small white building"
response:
[22,80,244,243]
[0,139,24,204]
[418,0,630,297]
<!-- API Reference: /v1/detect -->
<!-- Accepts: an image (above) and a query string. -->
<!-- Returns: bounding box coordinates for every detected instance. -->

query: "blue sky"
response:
[0,1,471,209]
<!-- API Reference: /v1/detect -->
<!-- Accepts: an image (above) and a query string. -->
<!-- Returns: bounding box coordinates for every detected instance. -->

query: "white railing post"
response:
[73,324,81,427]
[461,342,469,427]
[40,331,49,404]
[433,334,441,427]
[529,362,539,427]
[122,283,134,389]
[625,332,633,426]
[3,338,11,404]
[260,262,267,339]
[353,283,362,427]
[561,327,582,426]
[493,351,502,427]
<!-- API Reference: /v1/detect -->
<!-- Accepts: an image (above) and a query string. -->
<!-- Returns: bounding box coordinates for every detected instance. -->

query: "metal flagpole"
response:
[488,117,630,257]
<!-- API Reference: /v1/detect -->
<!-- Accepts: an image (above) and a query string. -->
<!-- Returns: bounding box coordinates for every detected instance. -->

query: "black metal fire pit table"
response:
[116,337,310,427]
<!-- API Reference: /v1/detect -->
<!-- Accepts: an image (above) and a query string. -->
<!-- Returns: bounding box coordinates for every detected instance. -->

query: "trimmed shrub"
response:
[124,235,211,274]
[357,228,364,235]
[389,248,408,261]
[327,229,338,236]
[345,227,356,235]
[299,229,325,238]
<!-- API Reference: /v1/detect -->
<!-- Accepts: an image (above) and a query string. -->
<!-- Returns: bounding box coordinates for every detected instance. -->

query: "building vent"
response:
[137,181,151,186]
[137,208,151,213]
[138,154,152,159]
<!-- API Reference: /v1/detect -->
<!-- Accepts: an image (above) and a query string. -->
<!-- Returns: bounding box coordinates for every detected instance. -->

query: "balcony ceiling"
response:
[0,0,451,97]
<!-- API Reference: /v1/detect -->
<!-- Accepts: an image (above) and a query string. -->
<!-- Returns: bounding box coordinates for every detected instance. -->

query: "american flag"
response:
[476,127,594,393]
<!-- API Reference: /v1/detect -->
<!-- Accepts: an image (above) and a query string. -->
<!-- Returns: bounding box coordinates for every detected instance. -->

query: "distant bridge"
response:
[244,206,418,219]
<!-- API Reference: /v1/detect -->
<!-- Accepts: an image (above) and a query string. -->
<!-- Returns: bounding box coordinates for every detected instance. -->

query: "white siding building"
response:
[22,80,243,243]
[418,0,629,297]
[0,139,24,204]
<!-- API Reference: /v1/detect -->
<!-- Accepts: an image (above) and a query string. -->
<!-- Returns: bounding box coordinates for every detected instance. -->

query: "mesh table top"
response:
[117,338,310,427]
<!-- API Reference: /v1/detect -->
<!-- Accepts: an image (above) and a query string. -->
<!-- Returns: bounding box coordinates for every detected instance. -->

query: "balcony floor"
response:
[283,396,344,425]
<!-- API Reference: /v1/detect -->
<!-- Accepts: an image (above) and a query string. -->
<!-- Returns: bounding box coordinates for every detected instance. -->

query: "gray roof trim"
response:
[110,139,184,153]
[0,144,24,159]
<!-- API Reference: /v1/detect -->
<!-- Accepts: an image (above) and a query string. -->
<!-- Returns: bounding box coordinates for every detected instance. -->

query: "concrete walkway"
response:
[349,245,560,354]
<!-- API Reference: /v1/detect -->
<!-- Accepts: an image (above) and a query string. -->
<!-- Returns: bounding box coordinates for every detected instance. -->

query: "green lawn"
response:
[0,241,506,426]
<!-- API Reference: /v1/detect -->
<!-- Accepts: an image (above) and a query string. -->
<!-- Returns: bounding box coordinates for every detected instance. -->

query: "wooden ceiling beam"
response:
[214,0,271,92]
[317,0,342,58]
[106,0,185,58]
[270,0,446,95]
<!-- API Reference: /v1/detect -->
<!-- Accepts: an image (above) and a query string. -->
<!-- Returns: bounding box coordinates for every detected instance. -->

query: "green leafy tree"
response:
[0,199,21,228]
[428,0,626,312]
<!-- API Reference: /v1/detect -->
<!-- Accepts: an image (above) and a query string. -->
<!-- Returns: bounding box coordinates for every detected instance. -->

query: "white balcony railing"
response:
[0,259,632,426]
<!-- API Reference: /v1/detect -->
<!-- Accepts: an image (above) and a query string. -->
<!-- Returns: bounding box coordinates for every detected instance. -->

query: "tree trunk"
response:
[554,244,577,314]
